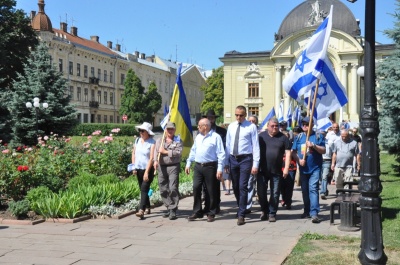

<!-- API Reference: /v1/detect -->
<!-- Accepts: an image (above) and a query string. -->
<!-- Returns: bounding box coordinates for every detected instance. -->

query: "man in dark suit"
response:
[203,109,227,213]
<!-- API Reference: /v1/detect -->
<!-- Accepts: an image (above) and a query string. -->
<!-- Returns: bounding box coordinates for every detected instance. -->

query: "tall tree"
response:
[376,0,400,164]
[200,66,224,119]
[119,69,162,124]
[9,42,77,146]
[145,81,162,124]
[0,0,39,142]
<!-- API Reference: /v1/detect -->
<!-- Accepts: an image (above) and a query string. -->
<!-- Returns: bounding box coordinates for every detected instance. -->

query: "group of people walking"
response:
[130,105,361,226]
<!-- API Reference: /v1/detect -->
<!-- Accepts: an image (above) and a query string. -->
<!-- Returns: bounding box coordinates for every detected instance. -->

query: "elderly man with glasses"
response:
[292,117,326,223]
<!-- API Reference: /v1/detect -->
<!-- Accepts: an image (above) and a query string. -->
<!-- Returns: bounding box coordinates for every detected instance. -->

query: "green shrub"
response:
[8,199,30,217]
[67,172,98,190]
[98,173,120,184]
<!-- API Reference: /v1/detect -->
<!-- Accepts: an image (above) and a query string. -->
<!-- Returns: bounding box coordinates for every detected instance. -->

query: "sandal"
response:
[135,209,144,219]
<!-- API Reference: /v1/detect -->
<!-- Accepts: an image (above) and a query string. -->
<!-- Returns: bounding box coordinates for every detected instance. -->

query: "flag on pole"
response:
[317,117,333,131]
[292,105,299,128]
[160,113,170,130]
[169,64,193,157]
[278,101,284,122]
[259,107,276,129]
[286,101,293,128]
[163,103,169,117]
[282,6,348,122]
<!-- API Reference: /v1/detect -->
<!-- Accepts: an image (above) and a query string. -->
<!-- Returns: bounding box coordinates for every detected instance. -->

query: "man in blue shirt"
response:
[185,118,225,222]
[224,105,260,226]
[292,117,326,223]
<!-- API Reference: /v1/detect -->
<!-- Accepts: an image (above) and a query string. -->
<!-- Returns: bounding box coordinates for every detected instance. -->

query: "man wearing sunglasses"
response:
[292,116,326,224]
[225,105,260,226]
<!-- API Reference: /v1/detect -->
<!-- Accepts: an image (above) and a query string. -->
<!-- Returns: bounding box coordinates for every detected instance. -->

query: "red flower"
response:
[16,146,22,151]
[22,165,29,171]
[17,166,23,171]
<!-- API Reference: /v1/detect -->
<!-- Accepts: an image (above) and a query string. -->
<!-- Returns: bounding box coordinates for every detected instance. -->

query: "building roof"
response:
[276,0,360,41]
[31,0,52,32]
[220,50,271,61]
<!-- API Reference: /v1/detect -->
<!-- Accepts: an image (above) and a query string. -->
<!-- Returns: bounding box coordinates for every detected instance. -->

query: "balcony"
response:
[89,77,99,85]
[89,101,99,108]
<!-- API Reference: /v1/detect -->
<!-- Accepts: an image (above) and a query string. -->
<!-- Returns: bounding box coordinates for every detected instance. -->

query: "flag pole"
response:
[304,79,320,160]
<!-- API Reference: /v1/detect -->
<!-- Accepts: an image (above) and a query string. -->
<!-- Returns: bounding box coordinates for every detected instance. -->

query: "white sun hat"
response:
[135,122,155,136]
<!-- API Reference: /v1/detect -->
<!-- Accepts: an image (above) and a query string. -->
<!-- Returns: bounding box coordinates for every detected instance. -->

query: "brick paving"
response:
[0,183,360,265]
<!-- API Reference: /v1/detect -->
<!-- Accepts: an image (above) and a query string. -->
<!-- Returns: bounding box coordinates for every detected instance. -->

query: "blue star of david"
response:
[295,50,312,72]
[312,82,328,100]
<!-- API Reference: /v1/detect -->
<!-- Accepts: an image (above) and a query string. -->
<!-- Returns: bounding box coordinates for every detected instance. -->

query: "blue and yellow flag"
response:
[169,64,193,157]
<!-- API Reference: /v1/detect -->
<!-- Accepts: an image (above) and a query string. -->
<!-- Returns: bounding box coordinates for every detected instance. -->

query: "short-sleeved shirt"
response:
[292,132,325,174]
[259,131,291,175]
[333,139,359,168]
[134,137,156,170]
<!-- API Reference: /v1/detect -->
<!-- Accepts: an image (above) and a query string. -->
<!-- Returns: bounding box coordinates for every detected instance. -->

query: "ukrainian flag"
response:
[169,64,193,157]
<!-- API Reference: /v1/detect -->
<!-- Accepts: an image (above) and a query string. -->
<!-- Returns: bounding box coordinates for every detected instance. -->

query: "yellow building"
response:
[29,0,205,125]
[220,0,394,125]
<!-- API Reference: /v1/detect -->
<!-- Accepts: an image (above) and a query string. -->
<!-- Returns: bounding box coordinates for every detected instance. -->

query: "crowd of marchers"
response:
[129,106,362,226]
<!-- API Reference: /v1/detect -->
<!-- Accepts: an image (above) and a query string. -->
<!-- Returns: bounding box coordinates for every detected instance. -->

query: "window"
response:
[120,73,125,85]
[84,65,88,77]
[117,116,120,123]
[104,70,107,82]
[248,83,259,98]
[91,90,95,101]
[77,87,81,101]
[97,69,101,80]
[59,59,63,72]
[69,61,73,75]
[83,113,89,123]
[110,115,114,123]
[77,63,81,76]
[84,88,88,102]
[110,92,114,105]
[97,91,101,104]
[77,113,81,123]
[97,114,101,123]
[69,86,74,100]
[104,91,107,104]
[110,71,113,83]
[248,107,259,117]
[104,115,107,123]
[91,67,95,77]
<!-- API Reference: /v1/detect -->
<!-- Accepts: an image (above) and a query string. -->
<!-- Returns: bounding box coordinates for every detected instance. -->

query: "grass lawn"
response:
[284,153,400,265]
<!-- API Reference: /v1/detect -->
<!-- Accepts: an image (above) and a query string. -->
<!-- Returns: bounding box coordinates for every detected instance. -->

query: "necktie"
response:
[233,123,240,155]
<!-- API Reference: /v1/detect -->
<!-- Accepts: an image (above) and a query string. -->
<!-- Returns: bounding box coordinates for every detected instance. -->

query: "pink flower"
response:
[2,149,10,154]
[44,136,49,141]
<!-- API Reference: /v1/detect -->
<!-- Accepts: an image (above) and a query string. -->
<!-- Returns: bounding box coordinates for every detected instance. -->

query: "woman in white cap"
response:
[132,122,156,219]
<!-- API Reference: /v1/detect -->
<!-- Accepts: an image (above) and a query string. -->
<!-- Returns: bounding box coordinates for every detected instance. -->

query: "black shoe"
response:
[321,194,327,200]
[237,217,245,226]
[169,210,177,220]
[260,212,268,221]
[300,213,311,219]
[215,207,221,214]
[244,209,251,214]
[187,214,203,221]
[207,215,215,222]
[285,205,292,210]
[162,211,170,218]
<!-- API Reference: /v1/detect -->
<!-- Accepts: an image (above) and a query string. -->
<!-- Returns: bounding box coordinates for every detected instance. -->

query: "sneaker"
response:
[300,213,311,219]
[311,216,321,223]
[268,215,276,222]
[169,210,177,220]
[321,194,327,200]
[162,211,170,218]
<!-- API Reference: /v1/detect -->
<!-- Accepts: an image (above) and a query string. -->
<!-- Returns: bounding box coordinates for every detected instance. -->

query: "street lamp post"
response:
[26,97,49,141]
[352,0,388,264]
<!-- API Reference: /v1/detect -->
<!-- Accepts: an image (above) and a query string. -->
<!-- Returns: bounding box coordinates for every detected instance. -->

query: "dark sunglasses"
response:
[301,123,309,126]
[138,129,145,133]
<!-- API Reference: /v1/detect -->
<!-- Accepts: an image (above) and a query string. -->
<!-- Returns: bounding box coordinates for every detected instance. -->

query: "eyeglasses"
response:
[301,123,309,126]
[138,129,145,133]
[235,114,244,117]
[270,125,279,127]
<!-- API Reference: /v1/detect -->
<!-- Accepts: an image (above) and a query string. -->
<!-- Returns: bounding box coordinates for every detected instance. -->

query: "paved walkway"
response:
[0,183,360,265]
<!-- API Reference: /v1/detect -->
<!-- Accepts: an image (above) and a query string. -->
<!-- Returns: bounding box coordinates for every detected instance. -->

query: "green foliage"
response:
[98,174,120,184]
[69,123,140,136]
[376,2,400,163]
[119,69,162,124]
[0,0,39,143]
[26,186,53,212]
[67,172,98,190]
[8,199,30,217]
[200,67,224,118]
[8,43,77,146]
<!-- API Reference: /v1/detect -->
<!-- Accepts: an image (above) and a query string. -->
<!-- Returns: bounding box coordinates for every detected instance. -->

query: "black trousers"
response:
[136,168,154,211]
[192,163,219,216]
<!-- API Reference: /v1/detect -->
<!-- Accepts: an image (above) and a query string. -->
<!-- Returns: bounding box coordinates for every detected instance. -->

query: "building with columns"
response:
[220,0,394,125]
[29,0,205,125]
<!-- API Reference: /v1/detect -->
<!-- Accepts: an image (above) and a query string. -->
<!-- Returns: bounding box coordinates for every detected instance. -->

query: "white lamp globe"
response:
[33,101,40,108]
[26,102,32,108]
[42,103,49,109]
[33,97,40,103]
[357,66,365,77]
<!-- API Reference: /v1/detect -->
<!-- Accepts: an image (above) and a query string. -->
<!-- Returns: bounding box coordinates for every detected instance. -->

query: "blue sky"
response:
[17,0,396,70]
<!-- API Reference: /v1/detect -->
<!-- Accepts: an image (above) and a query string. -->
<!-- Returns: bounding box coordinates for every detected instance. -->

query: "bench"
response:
[329,181,361,231]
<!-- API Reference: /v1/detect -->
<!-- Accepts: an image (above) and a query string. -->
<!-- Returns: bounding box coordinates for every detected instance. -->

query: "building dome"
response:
[275,0,360,41]
[31,0,53,32]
